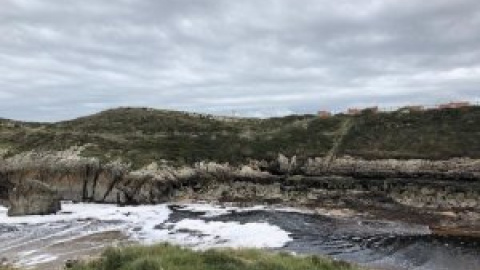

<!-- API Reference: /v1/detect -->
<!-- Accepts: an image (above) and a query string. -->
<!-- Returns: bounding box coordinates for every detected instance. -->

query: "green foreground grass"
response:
[69,244,362,270]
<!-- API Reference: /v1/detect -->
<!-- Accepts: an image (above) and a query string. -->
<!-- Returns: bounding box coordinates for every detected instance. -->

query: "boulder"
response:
[270,154,293,175]
[0,173,13,207]
[8,179,61,216]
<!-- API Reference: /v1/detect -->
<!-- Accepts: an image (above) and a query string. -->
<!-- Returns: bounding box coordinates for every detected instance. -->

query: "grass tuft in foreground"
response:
[70,243,362,270]
[0,266,17,270]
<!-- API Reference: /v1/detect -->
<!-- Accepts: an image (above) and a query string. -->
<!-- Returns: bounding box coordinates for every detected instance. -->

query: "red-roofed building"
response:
[347,108,362,115]
[438,101,471,109]
[317,111,332,118]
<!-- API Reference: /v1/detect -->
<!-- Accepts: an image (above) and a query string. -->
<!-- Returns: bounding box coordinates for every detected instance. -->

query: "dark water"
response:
[168,206,480,270]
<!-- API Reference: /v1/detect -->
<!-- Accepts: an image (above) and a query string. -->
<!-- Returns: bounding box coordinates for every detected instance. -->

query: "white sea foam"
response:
[0,202,293,267]
[164,219,291,248]
[174,203,269,217]
[173,203,322,218]
[0,202,171,225]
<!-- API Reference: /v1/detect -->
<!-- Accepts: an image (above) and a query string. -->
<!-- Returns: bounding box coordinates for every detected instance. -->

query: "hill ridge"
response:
[1,106,480,168]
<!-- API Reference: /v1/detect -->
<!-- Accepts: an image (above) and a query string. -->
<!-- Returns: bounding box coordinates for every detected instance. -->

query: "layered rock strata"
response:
[271,154,480,180]
[0,151,479,214]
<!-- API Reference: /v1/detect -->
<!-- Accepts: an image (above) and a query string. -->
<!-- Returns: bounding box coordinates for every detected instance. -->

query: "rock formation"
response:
[8,179,61,216]
[0,171,12,206]
[266,154,480,180]
[1,149,479,219]
[304,156,480,180]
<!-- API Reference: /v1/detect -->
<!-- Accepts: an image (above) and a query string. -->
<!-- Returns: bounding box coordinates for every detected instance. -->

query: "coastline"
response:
[1,150,480,236]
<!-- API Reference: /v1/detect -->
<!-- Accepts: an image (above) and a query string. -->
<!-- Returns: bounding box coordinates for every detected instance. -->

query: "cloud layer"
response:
[1,0,480,121]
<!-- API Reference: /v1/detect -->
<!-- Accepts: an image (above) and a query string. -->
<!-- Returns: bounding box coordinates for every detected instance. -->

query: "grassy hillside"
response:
[341,106,480,159]
[69,244,360,270]
[1,106,480,168]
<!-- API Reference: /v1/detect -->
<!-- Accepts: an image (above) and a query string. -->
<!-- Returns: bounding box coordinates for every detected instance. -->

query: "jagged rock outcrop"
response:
[0,150,277,207]
[8,179,61,216]
[269,154,298,175]
[117,161,276,204]
[1,149,480,217]
[1,148,135,204]
[271,155,480,180]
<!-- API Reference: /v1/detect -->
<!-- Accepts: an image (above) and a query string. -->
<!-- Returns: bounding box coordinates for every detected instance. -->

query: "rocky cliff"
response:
[1,149,479,215]
[0,148,275,208]
[296,155,480,180]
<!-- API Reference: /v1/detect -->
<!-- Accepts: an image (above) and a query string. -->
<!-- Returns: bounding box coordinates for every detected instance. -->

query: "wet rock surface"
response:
[168,205,480,270]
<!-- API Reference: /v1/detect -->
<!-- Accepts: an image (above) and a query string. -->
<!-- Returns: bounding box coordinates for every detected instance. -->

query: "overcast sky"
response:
[1,0,480,121]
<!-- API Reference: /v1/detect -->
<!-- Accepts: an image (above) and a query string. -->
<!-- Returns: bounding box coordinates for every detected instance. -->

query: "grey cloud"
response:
[0,0,479,121]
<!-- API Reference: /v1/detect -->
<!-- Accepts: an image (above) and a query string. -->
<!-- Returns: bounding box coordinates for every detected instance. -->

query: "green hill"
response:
[341,106,480,159]
[1,106,479,168]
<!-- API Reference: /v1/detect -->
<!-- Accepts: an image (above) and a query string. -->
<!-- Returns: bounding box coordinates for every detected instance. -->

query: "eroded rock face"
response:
[302,156,480,179]
[270,154,299,175]
[8,179,61,216]
[0,171,13,206]
[1,149,480,216]
[1,150,479,236]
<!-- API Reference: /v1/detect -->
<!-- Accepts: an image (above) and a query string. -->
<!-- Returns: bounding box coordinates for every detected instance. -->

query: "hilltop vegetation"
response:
[341,107,480,159]
[1,106,480,168]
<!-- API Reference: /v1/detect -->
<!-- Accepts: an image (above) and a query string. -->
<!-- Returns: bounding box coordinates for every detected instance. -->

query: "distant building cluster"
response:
[346,108,361,115]
[346,106,379,116]
[437,101,471,109]
[317,101,473,118]
[317,111,332,118]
